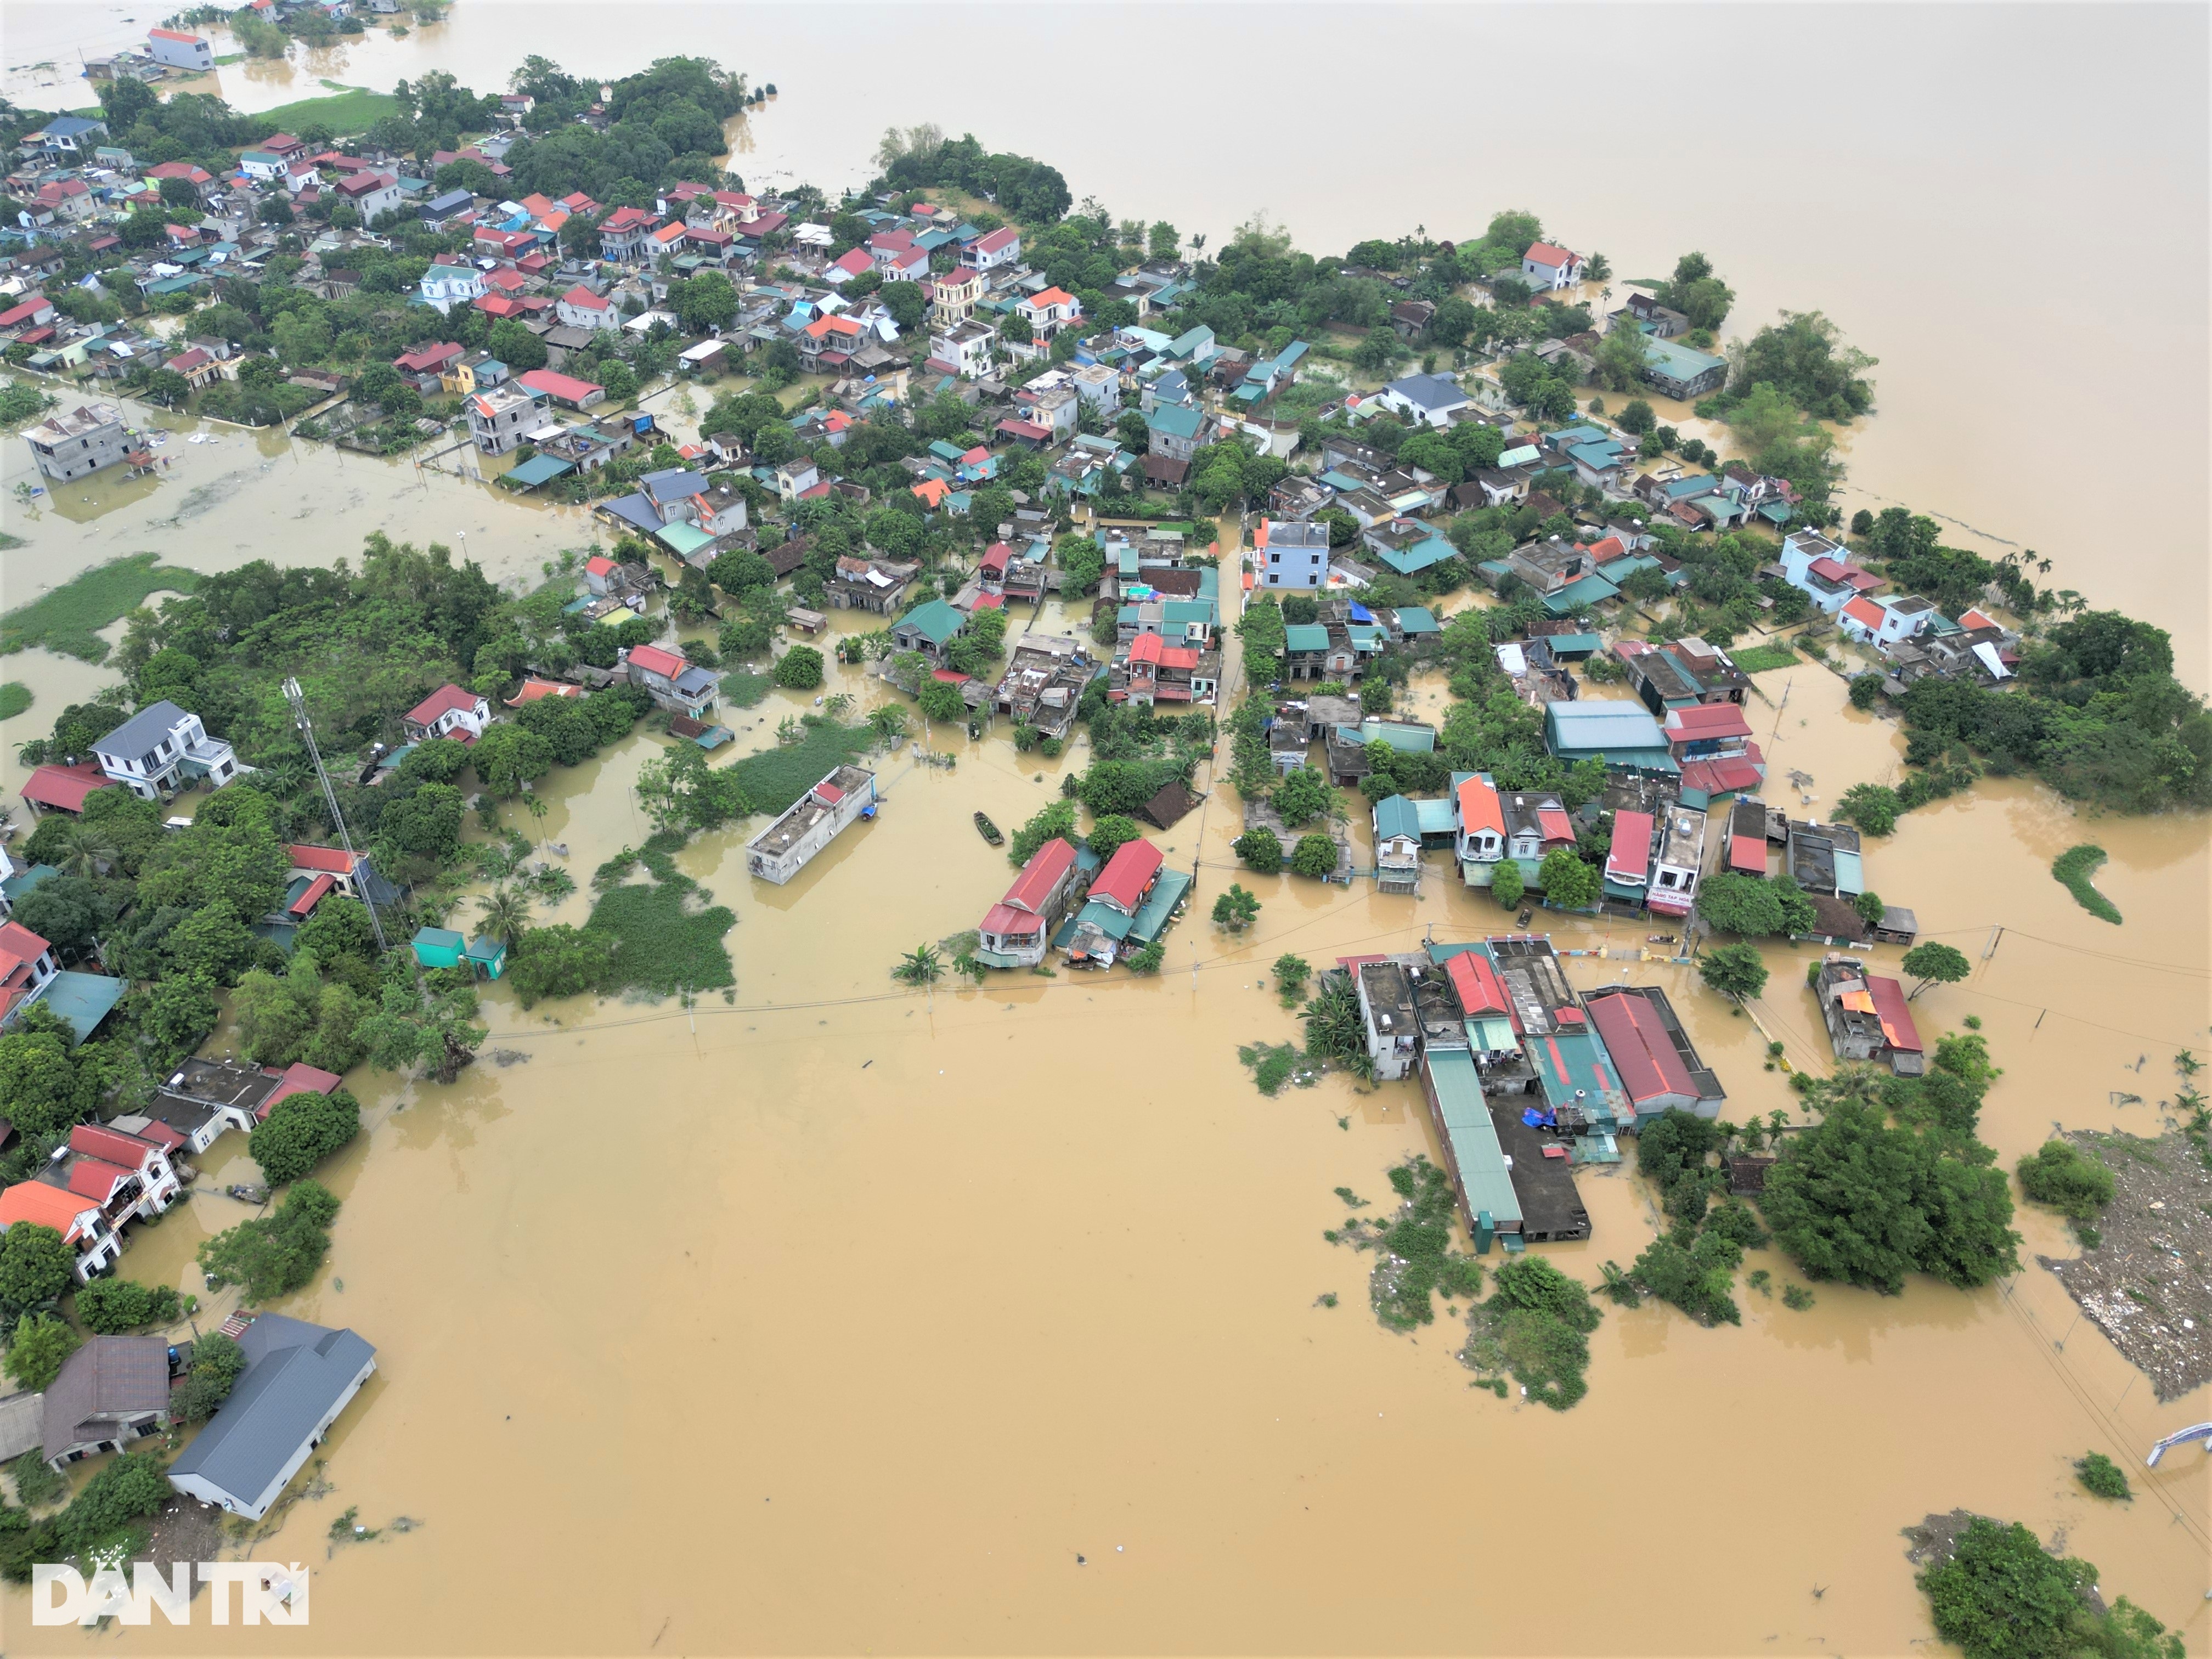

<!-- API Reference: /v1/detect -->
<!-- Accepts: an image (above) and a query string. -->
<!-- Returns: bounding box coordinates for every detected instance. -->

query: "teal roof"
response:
[1127,867,1192,945]
[1074,899,1136,941]
[1146,403,1203,439]
[1284,623,1329,652]
[1545,701,1665,754]
[1425,1050,1521,1227]
[1377,537,1456,576]
[466,935,507,964]
[0,863,59,904]
[1642,335,1730,381]
[1540,572,1621,616]
[504,453,573,487]
[1373,795,1421,840]
[1361,719,1437,753]
[1530,1029,1627,1125]
[414,926,465,951]
[1394,606,1440,635]
[655,521,716,558]
[38,971,126,1047]
[1413,797,1458,836]
[1542,631,1602,654]
[896,598,965,646]
[1346,624,1384,650]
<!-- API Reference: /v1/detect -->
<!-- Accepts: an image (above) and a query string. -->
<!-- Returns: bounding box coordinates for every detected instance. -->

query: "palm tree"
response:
[51,823,119,879]
[476,886,532,949]
[521,792,549,850]
[892,943,944,987]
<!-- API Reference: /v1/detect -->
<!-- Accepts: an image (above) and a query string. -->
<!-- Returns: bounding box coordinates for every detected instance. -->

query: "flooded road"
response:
[1,5,2208,1650]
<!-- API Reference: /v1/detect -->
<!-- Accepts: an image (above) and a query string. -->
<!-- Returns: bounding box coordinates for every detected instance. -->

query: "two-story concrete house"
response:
[91,701,238,799]
[1259,518,1330,590]
[24,403,128,482]
[465,383,541,455]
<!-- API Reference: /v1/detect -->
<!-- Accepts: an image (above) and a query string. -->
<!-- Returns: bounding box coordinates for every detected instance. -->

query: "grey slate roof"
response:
[166,1314,374,1506]
[1383,371,1470,412]
[641,467,709,505]
[93,700,190,763]
[43,1335,170,1462]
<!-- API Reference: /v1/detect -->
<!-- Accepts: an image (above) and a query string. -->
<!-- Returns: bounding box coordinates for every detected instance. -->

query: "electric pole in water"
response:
[282,676,388,955]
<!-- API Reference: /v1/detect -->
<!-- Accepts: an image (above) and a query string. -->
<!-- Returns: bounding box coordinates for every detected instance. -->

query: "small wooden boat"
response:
[974,811,1004,847]
[224,1183,270,1205]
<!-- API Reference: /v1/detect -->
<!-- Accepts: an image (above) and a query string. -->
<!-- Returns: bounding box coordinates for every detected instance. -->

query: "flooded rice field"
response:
[3,405,2209,1652]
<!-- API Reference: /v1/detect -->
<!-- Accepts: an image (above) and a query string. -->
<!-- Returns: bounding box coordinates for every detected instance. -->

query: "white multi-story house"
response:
[1259,519,1330,590]
[146,26,215,69]
[91,701,238,799]
[556,283,621,332]
[930,319,997,379]
[52,1124,184,1223]
[962,226,1020,272]
[0,1182,121,1282]
[402,685,492,743]
[1015,286,1081,341]
[466,383,541,455]
[335,168,403,224]
[1520,241,1584,290]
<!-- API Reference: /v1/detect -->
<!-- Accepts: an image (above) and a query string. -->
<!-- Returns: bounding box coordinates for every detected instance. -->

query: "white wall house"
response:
[1260,520,1330,590]
[91,701,237,800]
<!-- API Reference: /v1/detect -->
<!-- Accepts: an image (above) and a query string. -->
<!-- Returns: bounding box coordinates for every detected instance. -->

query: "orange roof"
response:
[1025,287,1077,311]
[0,1181,100,1244]
[290,844,355,875]
[1455,773,1505,837]
[911,478,950,509]
[1841,596,1886,629]
[506,678,584,706]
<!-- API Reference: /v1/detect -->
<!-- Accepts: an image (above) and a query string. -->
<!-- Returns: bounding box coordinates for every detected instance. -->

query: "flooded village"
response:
[0,7,2208,1657]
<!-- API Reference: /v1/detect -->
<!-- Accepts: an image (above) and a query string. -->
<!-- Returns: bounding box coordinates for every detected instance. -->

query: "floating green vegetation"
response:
[725,718,870,816]
[1781,1284,1816,1310]
[0,552,202,663]
[585,843,735,998]
[2051,844,2120,924]
[0,682,31,721]
[1728,643,1801,674]
[1327,1158,1487,1331]
[1459,1256,1603,1411]
[1238,1041,1312,1097]
[2074,1451,2130,1502]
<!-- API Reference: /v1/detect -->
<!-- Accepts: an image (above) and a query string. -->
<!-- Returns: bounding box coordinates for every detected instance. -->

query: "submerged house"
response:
[165,1313,376,1521]
[1373,796,1423,894]
[1582,985,1725,1119]
[1814,955,1925,1076]
[1065,838,1188,966]
[975,836,1086,969]
[42,1335,171,1469]
[744,766,876,885]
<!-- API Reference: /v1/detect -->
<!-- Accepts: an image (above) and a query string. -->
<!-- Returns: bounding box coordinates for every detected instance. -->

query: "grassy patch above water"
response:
[1237,1041,1315,1096]
[257,85,402,136]
[0,552,202,663]
[1729,643,1800,674]
[1459,1255,1604,1412]
[725,719,871,816]
[2051,843,2121,924]
[585,845,735,998]
[0,682,32,721]
[722,672,772,709]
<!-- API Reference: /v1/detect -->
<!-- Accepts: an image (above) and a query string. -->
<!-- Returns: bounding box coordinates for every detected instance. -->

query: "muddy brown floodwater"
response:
[1,3,2209,1643]
[4,408,2209,1652]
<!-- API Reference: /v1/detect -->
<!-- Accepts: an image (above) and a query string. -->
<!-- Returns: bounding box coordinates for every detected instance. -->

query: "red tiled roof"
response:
[69,1124,157,1168]
[506,678,583,706]
[584,555,619,576]
[1584,534,1627,563]
[20,762,109,812]
[257,1061,343,1120]
[1958,608,1997,631]
[1807,556,1852,580]
[1586,993,1697,1107]
[980,902,1045,939]
[1088,839,1163,912]
[813,781,844,806]
[1665,703,1753,742]
[911,478,950,509]
[999,837,1076,917]
[519,369,604,404]
[1866,975,1923,1053]
[1841,596,1886,630]
[1605,810,1654,881]
[929,668,970,685]
[1444,951,1509,1018]
[626,644,685,678]
[66,1158,135,1203]
[1725,816,1769,872]
[288,872,335,917]
[996,418,1051,442]
[970,227,1018,254]
[406,684,480,725]
[1024,287,1077,311]
[1537,808,1576,843]
[393,342,463,373]
[290,844,354,874]
[1524,241,1578,267]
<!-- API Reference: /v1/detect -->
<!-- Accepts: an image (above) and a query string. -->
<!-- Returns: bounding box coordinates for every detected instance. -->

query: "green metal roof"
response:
[1539,572,1621,616]
[1394,606,1440,634]
[1425,1050,1522,1227]
[503,453,574,488]
[1073,899,1135,941]
[1413,797,1458,836]
[1641,335,1729,380]
[38,971,126,1047]
[1376,538,1456,576]
[1127,866,1191,945]
[895,598,965,646]
[1146,403,1203,439]
[1361,719,1437,753]
[1542,631,1603,654]
[1284,623,1329,652]
[1373,795,1421,840]
[654,521,716,557]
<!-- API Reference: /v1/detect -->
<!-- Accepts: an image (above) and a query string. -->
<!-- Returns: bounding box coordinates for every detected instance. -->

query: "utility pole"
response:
[283,676,388,954]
